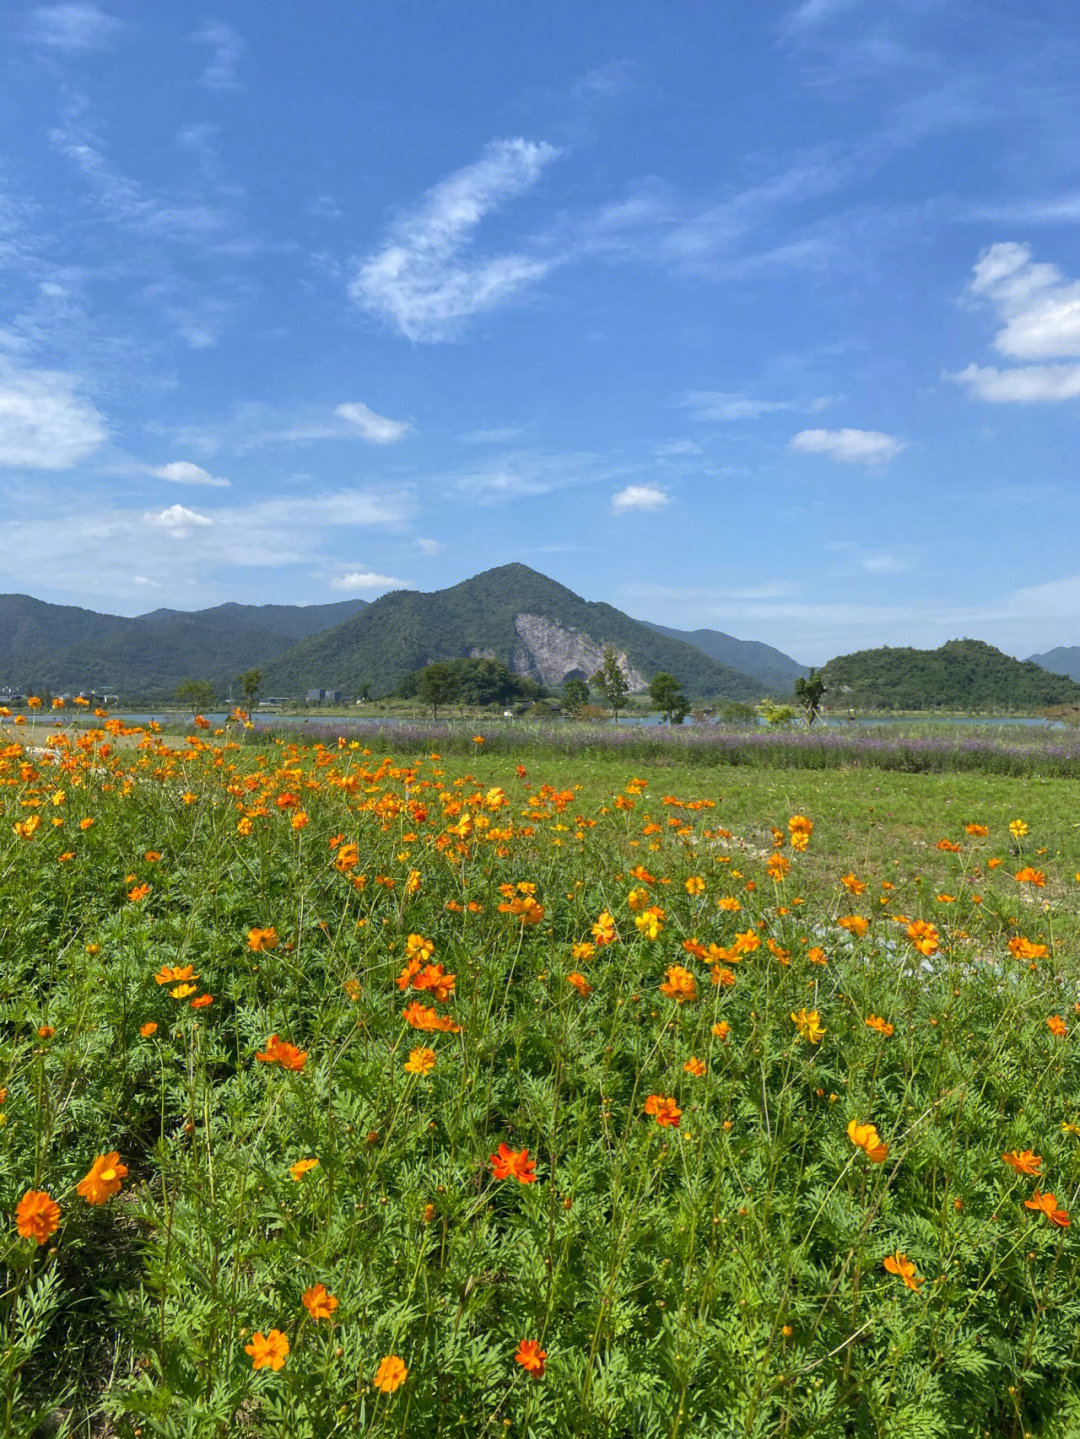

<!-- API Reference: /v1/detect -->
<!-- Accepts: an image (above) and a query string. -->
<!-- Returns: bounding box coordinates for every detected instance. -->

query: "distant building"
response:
[306,688,343,704]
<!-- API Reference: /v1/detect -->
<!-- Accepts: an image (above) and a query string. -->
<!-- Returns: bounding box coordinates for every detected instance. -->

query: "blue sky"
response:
[4,0,1080,664]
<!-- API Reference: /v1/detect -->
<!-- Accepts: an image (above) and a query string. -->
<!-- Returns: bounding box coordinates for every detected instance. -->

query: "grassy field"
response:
[3,712,1080,1437]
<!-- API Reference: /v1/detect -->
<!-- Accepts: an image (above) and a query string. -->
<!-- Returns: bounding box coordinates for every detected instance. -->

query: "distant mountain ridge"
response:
[823,639,1080,710]
[645,623,807,693]
[263,564,765,699]
[1027,647,1080,684]
[0,594,368,698]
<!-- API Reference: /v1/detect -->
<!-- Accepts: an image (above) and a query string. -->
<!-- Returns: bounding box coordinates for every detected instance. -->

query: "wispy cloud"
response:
[334,401,410,444]
[952,243,1080,403]
[611,484,669,513]
[349,139,561,341]
[150,461,229,487]
[789,428,905,463]
[194,21,243,89]
[683,390,834,421]
[416,537,442,555]
[28,3,120,51]
[0,360,106,469]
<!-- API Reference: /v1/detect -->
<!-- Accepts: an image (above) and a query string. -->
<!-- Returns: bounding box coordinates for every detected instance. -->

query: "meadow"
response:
[4,704,1080,1437]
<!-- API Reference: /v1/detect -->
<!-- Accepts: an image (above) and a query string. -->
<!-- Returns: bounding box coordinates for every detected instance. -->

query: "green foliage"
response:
[238,669,262,707]
[592,645,630,718]
[648,672,689,724]
[823,638,1080,712]
[175,678,216,714]
[794,668,826,724]
[561,677,591,715]
[406,656,545,715]
[757,696,796,726]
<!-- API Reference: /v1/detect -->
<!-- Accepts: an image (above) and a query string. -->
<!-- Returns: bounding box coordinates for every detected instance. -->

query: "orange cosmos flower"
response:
[1025,1189,1070,1226]
[139,1021,158,1037]
[76,1151,128,1204]
[289,1158,319,1180]
[373,1354,408,1391]
[1047,1015,1068,1039]
[155,964,198,986]
[591,910,618,946]
[840,872,867,895]
[256,1035,308,1071]
[766,853,791,881]
[685,875,705,895]
[788,815,813,851]
[659,965,697,1002]
[1009,936,1049,959]
[644,1094,682,1127]
[490,1144,537,1183]
[712,1021,731,1041]
[571,941,595,962]
[847,1119,888,1163]
[190,993,213,1008]
[15,1190,60,1244]
[515,1339,547,1376]
[1015,867,1046,887]
[248,926,279,951]
[718,896,742,912]
[404,1046,437,1075]
[906,920,939,956]
[683,1056,707,1076]
[838,915,869,938]
[405,933,434,962]
[883,1252,923,1292]
[245,1329,289,1371]
[127,883,150,903]
[412,963,455,1003]
[1002,1150,1042,1176]
[791,1008,825,1044]
[402,1001,460,1033]
[566,972,592,997]
[302,1283,338,1321]
[864,1014,894,1037]
[965,823,989,836]
[37,1025,55,1039]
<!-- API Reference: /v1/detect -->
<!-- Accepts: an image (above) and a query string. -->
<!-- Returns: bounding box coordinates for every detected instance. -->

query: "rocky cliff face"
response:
[511,613,648,691]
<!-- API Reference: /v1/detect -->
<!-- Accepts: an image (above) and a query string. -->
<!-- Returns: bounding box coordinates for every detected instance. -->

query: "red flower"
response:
[514,1338,546,1376]
[489,1143,537,1183]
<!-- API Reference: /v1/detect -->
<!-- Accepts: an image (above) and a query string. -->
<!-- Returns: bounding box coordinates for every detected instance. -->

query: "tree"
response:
[591,647,630,722]
[561,677,590,717]
[793,669,826,726]
[238,669,262,709]
[176,678,215,715]
[417,662,457,719]
[649,672,689,725]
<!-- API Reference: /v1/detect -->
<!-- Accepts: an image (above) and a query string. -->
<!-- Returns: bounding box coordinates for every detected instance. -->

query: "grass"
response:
[3,711,1080,1437]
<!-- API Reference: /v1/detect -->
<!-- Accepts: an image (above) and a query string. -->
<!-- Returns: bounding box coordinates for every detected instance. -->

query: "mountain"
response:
[822,638,1080,710]
[263,564,764,699]
[646,623,807,693]
[0,595,368,699]
[1026,647,1080,684]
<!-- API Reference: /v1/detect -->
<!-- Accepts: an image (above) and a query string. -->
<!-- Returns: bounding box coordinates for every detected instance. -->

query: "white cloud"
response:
[334,401,410,444]
[611,484,670,513]
[330,570,409,592]
[349,138,561,341]
[950,361,1080,403]
[0,362,107,469]
[970,242,1080,360]
[146,504,214,538]
[29,3,119,50]
[789,428,905,464]
[151,461,229,487]
[416,537,442,555]
[194,21,243,89]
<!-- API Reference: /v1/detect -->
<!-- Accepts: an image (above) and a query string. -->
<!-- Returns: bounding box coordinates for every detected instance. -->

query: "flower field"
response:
[4,710,1080,1436]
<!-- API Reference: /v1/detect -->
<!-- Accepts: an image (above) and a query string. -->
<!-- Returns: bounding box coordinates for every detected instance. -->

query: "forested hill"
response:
[263,564,763,699]
[0,595,368,698]
[1027,647,1080,683]
[822,639,1080,710]
[646,623,807,693]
